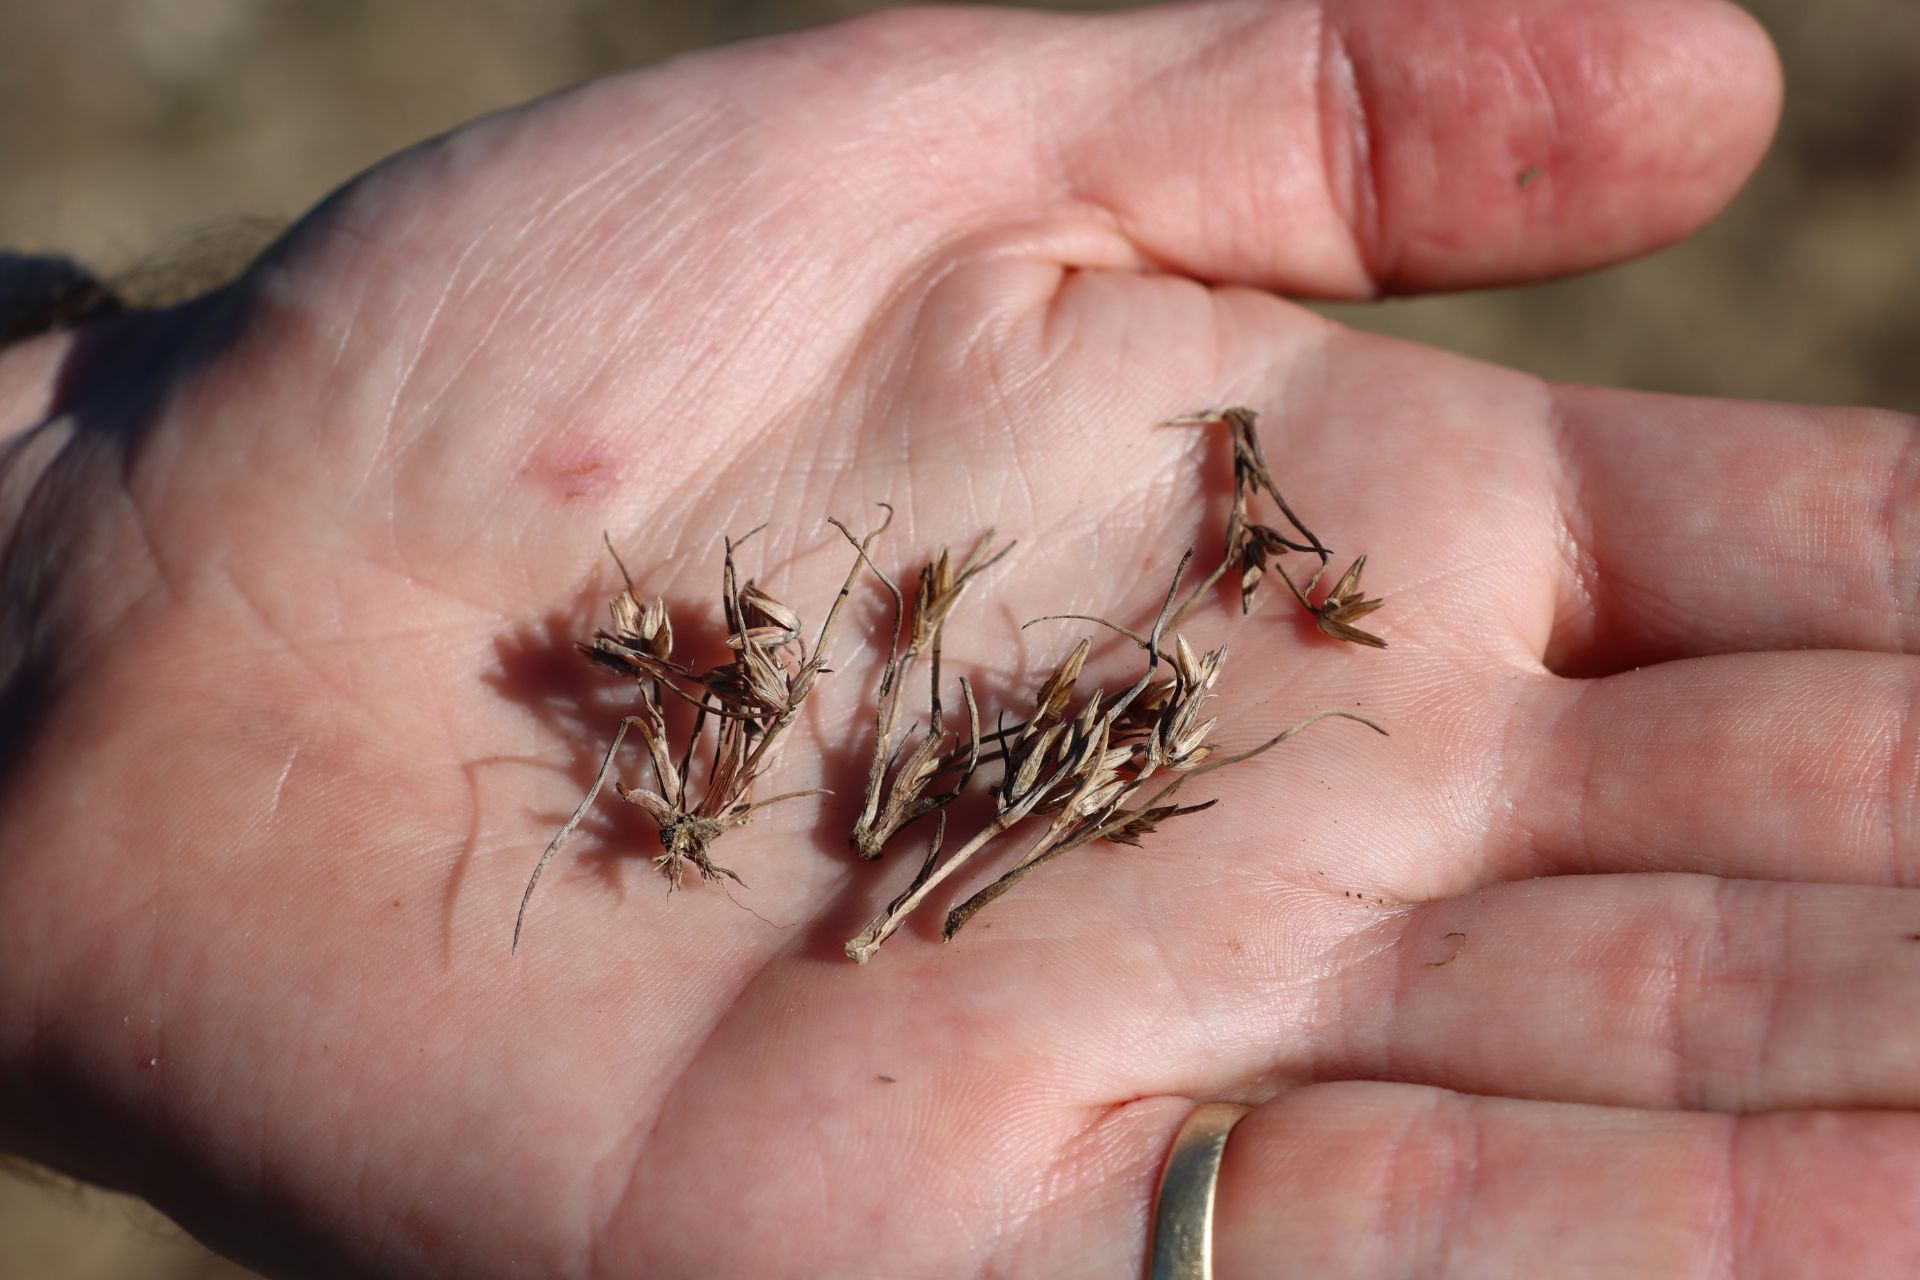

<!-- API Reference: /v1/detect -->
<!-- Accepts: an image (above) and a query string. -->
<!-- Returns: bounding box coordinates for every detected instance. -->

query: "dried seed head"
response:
[642,598,673,660]
[739,583,801,645]
[1136,677,1177,716]
[909,536,1003,656]
[1313,554,1388,649]
[1076,780,1129,818]
[736,642,794,711]
[907,562,944,653]
[1067,728,1132,821]
[1073,687,1105,739]
[1126,638,1227,772]
[610,591,674,662]
[1165,715,1218,769]
[893,737,946,799]
[581,634,685,686]
[1239,550,1266,611]
[1103,799,1220,847]
[1172,634,1199,686]
[610,588,643,636]
[1010,723,1064,800]
[725,624,801,651]
[843,524,1003,865]
[931,547,954,598]
[1179,639,1227,693]
[1166,634,1226,694]
[1030,637,1091,733]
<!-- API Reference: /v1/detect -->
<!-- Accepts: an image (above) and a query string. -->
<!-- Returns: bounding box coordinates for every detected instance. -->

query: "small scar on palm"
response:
[531,446,622,500]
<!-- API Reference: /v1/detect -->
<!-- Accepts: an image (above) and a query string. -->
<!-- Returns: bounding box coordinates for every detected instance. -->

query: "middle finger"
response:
[1500,650,1920,887]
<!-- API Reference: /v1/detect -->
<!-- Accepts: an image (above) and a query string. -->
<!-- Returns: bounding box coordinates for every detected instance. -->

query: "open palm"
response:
[5,1,1917,1276]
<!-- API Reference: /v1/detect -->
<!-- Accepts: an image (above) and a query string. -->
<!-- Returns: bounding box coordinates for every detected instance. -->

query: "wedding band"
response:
[1149,1101,1252,1280]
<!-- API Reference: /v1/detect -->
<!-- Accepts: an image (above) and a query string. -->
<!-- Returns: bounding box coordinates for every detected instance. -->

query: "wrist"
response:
[0,275,197,857]
[0,304,147,1178]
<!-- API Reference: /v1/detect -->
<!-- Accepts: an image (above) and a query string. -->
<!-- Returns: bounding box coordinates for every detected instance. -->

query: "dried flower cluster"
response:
[512,515,887,952]
[1169,407,1386,648]
[514,406,1387,963]
[842,549,1384,962]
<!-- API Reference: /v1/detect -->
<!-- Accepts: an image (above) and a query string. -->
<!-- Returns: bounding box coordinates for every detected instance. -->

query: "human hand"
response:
[7,1,1912,1275]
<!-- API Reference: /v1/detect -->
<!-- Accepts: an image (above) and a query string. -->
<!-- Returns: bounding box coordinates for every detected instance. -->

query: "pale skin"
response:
[2,0,1917,1275]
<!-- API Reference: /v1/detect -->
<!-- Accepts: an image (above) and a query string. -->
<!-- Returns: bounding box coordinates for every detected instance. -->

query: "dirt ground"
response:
[1,1,1915,1277]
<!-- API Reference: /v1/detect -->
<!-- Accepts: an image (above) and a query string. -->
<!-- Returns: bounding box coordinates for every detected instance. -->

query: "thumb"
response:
[807,0,1782,295]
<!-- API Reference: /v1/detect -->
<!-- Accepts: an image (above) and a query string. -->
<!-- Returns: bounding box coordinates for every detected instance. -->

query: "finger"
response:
[852,0,1783,294]
[1542,384,1920,671]
[1501,652,1920,885]
[1314,874,1920,1115]
[1211,1080,1920,1279]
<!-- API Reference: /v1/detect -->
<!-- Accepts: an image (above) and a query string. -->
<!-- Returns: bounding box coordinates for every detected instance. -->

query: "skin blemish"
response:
[531,443,624,500]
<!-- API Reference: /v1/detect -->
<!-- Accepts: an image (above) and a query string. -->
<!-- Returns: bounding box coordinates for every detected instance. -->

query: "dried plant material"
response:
[1297,554,1387,649]
[513,511,891,953]
[1425,931,1468,967]
[843,551,1388,962]
[940,706,1384,940]
[1168,406,1387,648]
[840,529,1010,862]
[843,560,1186,964]
[516,410,1389,963]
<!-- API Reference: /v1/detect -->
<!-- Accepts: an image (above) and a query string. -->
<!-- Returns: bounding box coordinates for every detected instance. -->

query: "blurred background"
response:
[0,0,1914,1275]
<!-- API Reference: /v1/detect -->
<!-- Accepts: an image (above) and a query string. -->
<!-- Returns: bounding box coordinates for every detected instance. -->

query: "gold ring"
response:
[1149,1101,1253,1280]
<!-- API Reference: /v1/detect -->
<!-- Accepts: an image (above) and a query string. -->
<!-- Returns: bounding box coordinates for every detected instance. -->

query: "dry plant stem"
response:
[513,714,644,953]
[940,707,1387,939]
[1193,407,1326,553]
[842,529,910,848]
[844,779,1047,963]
